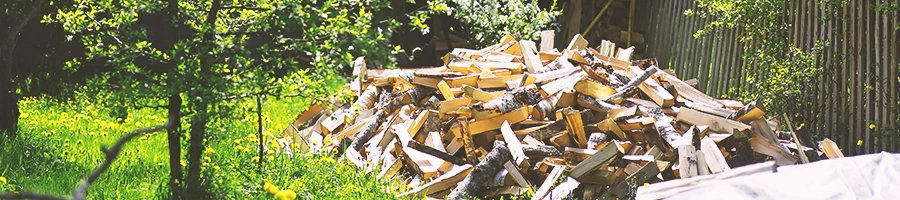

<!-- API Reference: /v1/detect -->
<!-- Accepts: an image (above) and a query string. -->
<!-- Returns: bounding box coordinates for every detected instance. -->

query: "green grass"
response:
[1,92,404,199]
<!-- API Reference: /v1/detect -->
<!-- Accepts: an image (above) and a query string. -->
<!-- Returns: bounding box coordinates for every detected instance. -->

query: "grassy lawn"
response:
[0,92,404,199]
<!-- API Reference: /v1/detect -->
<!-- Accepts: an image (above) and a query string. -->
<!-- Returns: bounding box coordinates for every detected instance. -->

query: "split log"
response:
[601,162,660,199]
[604,65,659,104]
[647,108,680,151]
[586,132,607,149]
[479,84,543,113]
[349,109,386,151]
[726,100,765,123]
[522,145,564,157]
[448,141,513,200]
[396,165,474,198]
[568,141,623,180]
[821,138,844,159]
[576,95,621,113]
[531,165,566,200]
[407,141,467,165]
[527,110,595,140]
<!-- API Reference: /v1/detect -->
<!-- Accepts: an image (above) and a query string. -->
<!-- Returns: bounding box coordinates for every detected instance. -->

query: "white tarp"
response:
[638,152,900,200]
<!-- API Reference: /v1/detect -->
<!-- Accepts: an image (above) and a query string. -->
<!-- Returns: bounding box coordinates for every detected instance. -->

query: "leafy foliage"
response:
[413,0,560,47]
[687,0,825,129]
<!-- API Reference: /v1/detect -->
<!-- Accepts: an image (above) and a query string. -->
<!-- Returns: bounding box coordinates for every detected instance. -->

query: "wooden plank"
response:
[436,80,455,100]
[562,108,588,148]
[531,165,566,200]
[501,121,528,165]
[463,85,500,102]
[540,30,555,52]
[700,136,730,173]
[539,72,586,98]
[396,164,474,198]
[445,74,480,88]
[451,108,530,136]
[478,75,524,89]
[439,97,472,119]
[822,138,844,159]
[677,108,750,133]
[542,177,580,200]
[574,78,616,100]
[522,40,548,73]
[568,141,623,180]
[629,66,674,107]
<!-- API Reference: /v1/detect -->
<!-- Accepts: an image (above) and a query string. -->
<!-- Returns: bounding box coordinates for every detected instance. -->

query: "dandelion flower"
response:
[0,177,6,184]
[204,157,211,162]
[234,139,242,144]
[213,166,220,170]
[266,185,280,194]
[283,190,297,199]
[264,182,274,191]
[857,140,863,146]
[180,160,187,167]
[202,162,209,167]
[205,147,215,154]
[252,156,260,162]
[63,150,70,156]
[267,156,274,161]
[869,124,876,129]
[275,190,288,199]
[323,137,333,145]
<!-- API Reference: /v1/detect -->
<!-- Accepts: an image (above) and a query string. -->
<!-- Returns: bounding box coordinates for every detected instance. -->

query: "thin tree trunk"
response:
[160,0,184,196]
[185,106,207,196]
[185,0,222,196]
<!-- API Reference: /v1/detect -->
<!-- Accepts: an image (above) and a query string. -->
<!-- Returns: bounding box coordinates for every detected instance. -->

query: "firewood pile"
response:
[279,33,841,199]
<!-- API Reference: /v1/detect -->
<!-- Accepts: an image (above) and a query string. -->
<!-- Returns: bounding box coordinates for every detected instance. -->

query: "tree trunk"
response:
[160,0,184,195]
[185,106,207,196]
[0,0,46,138]
[185,0,221,196]
[0,69,18,138]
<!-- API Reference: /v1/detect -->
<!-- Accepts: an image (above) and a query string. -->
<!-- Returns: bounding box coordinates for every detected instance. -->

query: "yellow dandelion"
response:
[252,156,260,162]
[64,139,70,143]
[275,190,288,199]
[857,140,863,146]
[180,160,187,167]
[267,149,274,155]
[202,162,209,167]
[869,124,876,129]
[204,157,211,162]
[205,147,215,154]
[213,166,220,170]
[283,190,297,199]
[234,139,242,144]
[311,141,319,146]
[266,184,280,194]
[263,132,272,137]
[267,156,274,161]
[264,182,274,191]
[62,150,70,156]
[323,137,333,145]
[0,177,7,184]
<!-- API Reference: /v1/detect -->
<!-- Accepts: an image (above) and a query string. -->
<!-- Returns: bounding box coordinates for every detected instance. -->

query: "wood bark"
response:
[603,65,659,103]
[522,144,564,157]
[586,132,607,149]
[448,141,512,200]
[480,84,543,113]
[349,109,387,151]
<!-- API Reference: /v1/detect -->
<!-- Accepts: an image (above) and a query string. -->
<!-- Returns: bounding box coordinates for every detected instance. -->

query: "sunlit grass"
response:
[1,91,404,199]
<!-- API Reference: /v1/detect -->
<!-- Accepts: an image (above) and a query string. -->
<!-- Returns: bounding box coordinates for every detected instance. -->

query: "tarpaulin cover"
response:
[645,152,900,200]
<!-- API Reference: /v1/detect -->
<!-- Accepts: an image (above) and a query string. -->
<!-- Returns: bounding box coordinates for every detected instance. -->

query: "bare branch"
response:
[72,124,167,199]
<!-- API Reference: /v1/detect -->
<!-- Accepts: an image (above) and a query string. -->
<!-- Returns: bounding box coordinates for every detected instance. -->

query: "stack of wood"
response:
[279,33,839,200]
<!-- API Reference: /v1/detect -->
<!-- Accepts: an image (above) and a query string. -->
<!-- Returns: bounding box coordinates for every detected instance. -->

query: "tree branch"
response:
[72,124,168,199]
[0,122,169,200]
[220,5,271,11]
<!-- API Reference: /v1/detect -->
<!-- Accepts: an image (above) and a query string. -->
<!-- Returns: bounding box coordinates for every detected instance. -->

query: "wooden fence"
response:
[634,0,899,155]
